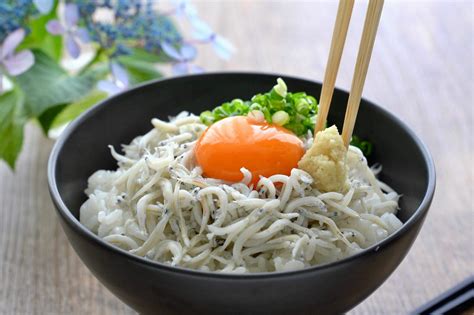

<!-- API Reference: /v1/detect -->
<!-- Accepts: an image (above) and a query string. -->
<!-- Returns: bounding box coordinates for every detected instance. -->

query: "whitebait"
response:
[80,112,402,273]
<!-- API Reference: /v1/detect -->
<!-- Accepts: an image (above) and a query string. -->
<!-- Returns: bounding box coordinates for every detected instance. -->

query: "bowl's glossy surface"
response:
[48,73,435,315]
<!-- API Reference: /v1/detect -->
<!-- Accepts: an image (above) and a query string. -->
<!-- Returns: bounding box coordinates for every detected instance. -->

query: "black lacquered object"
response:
[411,276,474,315]
[48,73,436,314]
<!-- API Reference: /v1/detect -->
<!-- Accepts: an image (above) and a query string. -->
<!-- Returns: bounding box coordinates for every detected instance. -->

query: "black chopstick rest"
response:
[411,276,474,315]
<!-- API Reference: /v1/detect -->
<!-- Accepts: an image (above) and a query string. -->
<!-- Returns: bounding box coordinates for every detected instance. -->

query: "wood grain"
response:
[1,1,472,314]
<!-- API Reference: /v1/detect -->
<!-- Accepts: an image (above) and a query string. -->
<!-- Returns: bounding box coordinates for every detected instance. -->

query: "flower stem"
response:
[79,47,105,75]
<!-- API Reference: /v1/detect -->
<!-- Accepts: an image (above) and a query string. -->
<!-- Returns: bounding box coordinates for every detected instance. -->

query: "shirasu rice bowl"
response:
[80,112,402,273]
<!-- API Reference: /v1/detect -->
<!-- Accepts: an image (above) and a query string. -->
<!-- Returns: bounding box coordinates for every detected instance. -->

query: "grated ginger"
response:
[298,125,349,192]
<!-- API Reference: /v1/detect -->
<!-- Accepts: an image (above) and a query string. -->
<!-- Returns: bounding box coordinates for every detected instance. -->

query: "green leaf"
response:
[51,90,107,129]
[37,103,67,133]
[19,2,62,61]
[124,47,172,63]
[0,89,27,169]
[118,56,163,85]
[15,50,106,117]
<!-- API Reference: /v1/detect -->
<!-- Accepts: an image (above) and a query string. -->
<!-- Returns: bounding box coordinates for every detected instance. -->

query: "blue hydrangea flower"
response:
[97,62,129,95]
[0,28,34,91]
[46,4,90,58]
[0,0,37,42]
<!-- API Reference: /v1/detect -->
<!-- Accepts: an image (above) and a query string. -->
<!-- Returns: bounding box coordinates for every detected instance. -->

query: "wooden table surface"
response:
[1,1,472,314]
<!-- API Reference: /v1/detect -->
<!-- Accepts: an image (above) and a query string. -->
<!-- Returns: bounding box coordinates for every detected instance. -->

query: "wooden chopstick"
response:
[341,0,384,147]
[314,0,355,134]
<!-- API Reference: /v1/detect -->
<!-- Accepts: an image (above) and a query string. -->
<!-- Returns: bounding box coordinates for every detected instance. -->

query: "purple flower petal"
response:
[180,44,197,61]
[75,28,90,43]
[191,19,213,41]
[173,1,185,16]
[33,0,54,14]
[172,62,189,75]
[3,50,34,76]
[65,4,79,28]
[46,20,65,35]
[174,0,197,18]
[97,80,122,95]
[111,62,129,88]
[1,29,26,59]
[66,36,80,59]
[161,42,182,61]
[185,4,197,17]
[212,36,235,60]
[172,0,197,18]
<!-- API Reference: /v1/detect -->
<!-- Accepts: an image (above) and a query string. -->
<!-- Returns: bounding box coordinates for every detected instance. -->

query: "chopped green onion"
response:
[273,78,287,98]
[199,78,318,136]
[272,111,290,126]
[198,78,373,156]
[248,110,265,122]
[350,135,373,156]
[200,111,215,125]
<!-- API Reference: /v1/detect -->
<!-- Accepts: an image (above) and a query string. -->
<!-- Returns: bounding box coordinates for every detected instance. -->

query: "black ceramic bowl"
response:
[48,73,435,314]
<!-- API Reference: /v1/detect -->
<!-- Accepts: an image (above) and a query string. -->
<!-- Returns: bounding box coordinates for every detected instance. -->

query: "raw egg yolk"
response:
[194,116,304,184]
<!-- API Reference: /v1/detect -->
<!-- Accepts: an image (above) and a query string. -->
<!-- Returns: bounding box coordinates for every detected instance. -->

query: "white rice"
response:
[80,112,402,273]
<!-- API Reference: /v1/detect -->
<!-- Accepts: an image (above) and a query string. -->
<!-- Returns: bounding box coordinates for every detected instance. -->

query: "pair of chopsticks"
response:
[314,0,384,147]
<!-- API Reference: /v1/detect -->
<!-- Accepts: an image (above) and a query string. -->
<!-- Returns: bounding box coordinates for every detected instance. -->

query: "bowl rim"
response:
[47,71,436,279]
